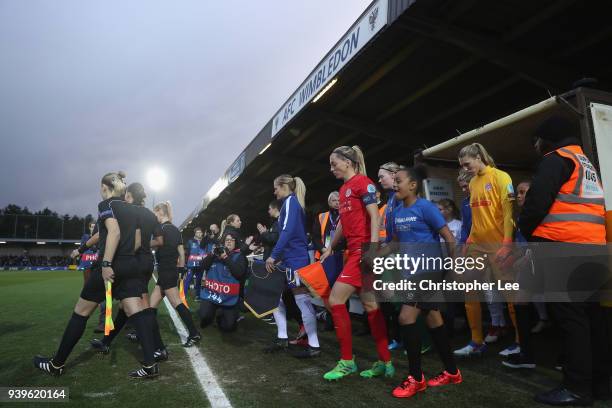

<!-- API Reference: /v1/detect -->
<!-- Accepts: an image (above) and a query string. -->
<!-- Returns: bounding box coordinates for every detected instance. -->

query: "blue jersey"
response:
[186,239,206,268]
[271,193,309,270]
[391,198,446,261]
[459,196,472,244]
[384,191,401,243]
[200,252,241,306]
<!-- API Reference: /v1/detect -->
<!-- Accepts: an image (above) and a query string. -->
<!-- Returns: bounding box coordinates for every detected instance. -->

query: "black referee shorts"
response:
[137,252,154,288]
[80,256,145,302]
[157,264,178,290]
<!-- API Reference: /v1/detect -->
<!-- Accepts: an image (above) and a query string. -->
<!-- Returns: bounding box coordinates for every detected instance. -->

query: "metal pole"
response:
[13,215,17,238]
[36,216,39,239]
[61,219,64,240]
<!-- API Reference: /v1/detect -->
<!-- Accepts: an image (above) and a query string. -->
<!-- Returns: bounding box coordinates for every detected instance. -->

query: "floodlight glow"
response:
[147,168,168,192]
[259,143,272,155]
[312,78,338,103]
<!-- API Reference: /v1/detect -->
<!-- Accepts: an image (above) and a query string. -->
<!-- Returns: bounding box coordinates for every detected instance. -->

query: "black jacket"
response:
[200,250,247,280]
[518,138,578,241]
[199,233,219,250]
[312,209,345,252]
[219,225,251,255]
[260,220,279,260]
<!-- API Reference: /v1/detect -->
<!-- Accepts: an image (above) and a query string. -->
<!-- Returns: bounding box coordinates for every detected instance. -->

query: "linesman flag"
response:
[297,253,343,299]
[104,282,114,336]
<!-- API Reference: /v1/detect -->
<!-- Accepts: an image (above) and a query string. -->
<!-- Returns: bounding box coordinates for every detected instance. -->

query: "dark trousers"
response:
[549,302,611,396]
[199,300,240,332]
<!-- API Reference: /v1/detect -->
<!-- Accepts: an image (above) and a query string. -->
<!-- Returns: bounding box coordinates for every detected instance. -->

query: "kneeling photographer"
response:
[198,231,248,332]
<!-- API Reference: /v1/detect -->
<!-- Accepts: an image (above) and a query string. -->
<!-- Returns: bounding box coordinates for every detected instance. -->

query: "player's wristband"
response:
[101,261,112,268]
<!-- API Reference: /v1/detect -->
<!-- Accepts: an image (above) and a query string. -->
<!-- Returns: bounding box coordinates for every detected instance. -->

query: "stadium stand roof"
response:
[180,0,612,233]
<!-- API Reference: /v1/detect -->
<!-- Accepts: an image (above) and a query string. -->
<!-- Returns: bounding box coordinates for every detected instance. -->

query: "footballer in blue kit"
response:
[390,197,447,263]
[383,166,462,399]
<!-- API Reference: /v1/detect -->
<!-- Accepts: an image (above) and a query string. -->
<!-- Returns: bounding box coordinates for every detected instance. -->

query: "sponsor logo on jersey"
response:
[367,184,376,193]
[346,188,352,197]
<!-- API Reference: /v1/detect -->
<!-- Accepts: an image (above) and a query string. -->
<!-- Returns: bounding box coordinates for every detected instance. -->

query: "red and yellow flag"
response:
[104,281,114,336]
[179,279,189,309]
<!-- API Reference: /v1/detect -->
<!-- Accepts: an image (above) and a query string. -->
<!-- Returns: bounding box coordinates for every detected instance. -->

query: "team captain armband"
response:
[361,183,377,205]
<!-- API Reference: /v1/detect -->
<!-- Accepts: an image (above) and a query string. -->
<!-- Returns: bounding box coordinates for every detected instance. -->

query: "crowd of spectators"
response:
[0,254,71,267]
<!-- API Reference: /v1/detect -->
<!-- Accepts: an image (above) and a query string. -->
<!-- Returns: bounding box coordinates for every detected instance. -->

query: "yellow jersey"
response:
[468,166,515,244]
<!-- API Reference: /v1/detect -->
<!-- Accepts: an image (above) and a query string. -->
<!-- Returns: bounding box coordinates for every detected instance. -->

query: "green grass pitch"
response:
[0,270,601,407]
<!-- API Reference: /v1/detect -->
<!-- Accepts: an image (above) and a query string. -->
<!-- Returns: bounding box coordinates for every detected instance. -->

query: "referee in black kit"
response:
[518,117,610,406]
[149,201,201,347]
[34,171,159,379]
[90,182,166,359]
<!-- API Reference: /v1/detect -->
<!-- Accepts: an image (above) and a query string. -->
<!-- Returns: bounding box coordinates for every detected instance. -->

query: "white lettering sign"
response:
[271,0,388,137]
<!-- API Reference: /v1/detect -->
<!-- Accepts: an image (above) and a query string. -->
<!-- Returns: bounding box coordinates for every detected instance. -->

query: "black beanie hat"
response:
[534,116,578,143]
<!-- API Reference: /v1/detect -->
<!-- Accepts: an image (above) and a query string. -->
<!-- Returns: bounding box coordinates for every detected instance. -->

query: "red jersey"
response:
[339,174,378,249]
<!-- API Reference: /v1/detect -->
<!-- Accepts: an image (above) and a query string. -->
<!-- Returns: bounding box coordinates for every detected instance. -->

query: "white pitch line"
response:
[154,277,232,408]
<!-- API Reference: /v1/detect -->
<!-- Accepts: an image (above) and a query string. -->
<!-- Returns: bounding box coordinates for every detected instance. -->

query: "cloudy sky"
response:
[0,0,371,223]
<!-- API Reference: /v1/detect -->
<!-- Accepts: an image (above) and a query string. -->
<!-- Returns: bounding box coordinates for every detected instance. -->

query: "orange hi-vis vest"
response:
[532,145,606,244]
[378,204,387,240]
[314,211,330,260]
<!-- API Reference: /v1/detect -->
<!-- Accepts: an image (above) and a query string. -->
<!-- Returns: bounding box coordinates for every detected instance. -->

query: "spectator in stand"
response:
[259,200,281,260]
[184,227,207,301]
[199,231,248,332]
[312,192,343,261]
[201,224,220,253]
[220,215,256,255]
[457,170,473,246]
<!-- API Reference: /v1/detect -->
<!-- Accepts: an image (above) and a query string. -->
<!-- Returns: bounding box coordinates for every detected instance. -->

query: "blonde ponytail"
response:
[332,145,367,175]
[458,143,496,168]
[274,175,307,209]
[351,145,367,175]
[101,171,127,197]
[294,177,306,209]
[220,214,239,237]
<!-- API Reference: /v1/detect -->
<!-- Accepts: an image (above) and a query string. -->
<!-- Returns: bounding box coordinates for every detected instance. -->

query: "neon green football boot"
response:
[323,358,358,381]
[359,360,395,378]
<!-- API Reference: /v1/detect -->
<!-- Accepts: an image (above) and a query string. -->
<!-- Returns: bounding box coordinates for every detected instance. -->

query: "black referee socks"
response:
[147,308,165,350]
[102,308,127,346]
[400,323,422,378]
[175,304,197,337]
[428,324,458,375]
[131,310,155,366]
[54,312,89,366]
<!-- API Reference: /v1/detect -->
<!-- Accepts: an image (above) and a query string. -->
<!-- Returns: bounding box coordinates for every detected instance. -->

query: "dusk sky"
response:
[0,0,371,224]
